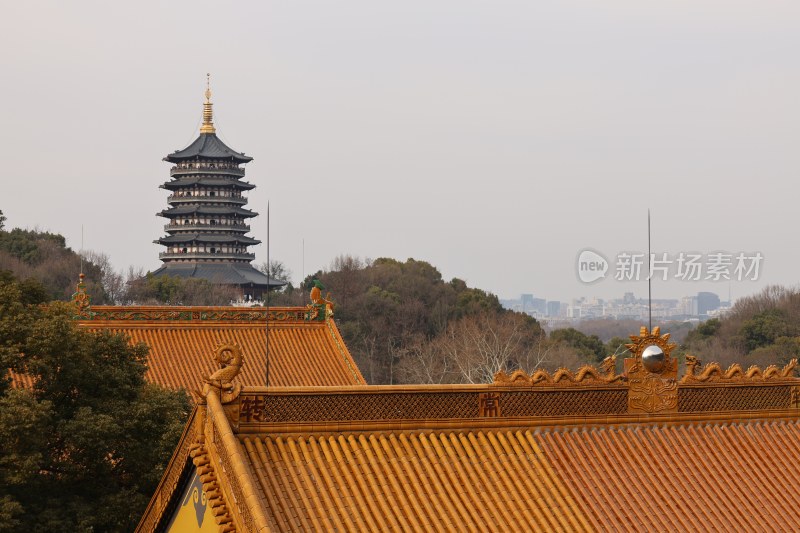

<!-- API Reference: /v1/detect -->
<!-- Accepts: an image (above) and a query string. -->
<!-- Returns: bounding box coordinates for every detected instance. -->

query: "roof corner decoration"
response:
[493,355,623,386]
[305,279,334,321]
[71,273,94,320]
[624,326,678,414]
[199,343,243,405]
[199,73,216,134]
[681,355,798,384]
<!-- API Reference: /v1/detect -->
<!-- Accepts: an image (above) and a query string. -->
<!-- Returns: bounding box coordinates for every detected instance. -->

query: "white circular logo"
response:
[576,249,609,283]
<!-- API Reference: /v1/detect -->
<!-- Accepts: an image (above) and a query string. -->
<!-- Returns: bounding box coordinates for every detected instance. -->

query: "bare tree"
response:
[397,313,551,384]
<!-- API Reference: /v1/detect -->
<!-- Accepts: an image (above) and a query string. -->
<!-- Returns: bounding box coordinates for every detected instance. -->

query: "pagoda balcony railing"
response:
[159,252,256,261]
[167,194,247,205]
[163,223,250,232]
[170,167,245,177]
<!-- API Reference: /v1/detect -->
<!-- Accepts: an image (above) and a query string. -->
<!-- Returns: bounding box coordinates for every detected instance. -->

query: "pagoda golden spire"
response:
[200,73,216,134]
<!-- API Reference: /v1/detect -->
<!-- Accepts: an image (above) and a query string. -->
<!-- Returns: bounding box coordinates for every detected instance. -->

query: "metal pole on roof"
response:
[265,202,270,387]
[648,209,652,331]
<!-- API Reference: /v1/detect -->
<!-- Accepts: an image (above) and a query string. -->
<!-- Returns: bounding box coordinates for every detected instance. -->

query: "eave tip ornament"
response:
[71,273,94,320]
[198,342,242,404]
[305,279,334,321]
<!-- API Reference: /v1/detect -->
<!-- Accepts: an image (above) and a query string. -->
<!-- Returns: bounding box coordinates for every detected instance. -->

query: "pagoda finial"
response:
[200,73,216,134]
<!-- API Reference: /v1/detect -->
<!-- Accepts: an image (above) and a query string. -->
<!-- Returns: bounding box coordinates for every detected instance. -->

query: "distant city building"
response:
[697,292,721,316]
[152,80,283,300]
[531,298,547,315]
[520,294,534,312]
[547,300,561,317]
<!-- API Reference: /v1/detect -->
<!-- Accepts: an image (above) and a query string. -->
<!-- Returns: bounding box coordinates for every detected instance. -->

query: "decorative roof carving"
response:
[83,306,306,322]
[200,343,243,404]
[188,411,235,532]
[681,355,798,384]
[71,273,94,319]
[625,326,678,414]
[493,355,622,386]
[305,279,334,321]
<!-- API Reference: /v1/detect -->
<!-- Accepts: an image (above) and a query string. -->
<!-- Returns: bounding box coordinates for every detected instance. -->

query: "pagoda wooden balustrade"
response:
[159,252,255,261]
[170,167,245,177]
[164,223,250,231]
[167,194,247,204]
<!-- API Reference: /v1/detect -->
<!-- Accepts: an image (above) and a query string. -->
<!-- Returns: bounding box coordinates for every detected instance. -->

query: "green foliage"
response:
[549,328,607,361]
[738,308,792,352]
[0,228,66,265]
[0,210,5,231]
[0,273,190,532]
[0,222,108,303]
[606,336,630,356]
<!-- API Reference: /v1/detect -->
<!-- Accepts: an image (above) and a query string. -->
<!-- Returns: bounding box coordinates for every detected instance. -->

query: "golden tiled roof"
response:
[542,420,800,531]
[242,428,590,531]
[85,306,365,389]
[137,327,800,532]
[10,305,365,390]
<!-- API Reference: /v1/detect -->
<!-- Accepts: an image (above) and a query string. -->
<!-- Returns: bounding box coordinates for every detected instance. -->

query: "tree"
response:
[549,328,607,361]
[125,273,238,305]
[257,259,293,290]
[0,273,189,531]
[397,313,548,384]
[0,210,5,231]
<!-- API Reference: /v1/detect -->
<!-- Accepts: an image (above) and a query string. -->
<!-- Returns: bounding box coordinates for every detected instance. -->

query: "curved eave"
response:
[158,206,258,218]
[164,133,252,164]
[162,178,255,191]
[155,234,261,245]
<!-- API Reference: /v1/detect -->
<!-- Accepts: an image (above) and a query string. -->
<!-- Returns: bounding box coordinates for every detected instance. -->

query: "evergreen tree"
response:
[0,272,189,532]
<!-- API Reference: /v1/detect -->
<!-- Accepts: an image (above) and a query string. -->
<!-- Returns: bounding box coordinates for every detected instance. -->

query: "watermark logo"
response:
[577,250,763,284]
[576,249,609,283]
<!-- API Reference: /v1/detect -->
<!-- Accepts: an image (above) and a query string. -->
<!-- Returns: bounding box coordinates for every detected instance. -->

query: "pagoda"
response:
[152,78,281,300]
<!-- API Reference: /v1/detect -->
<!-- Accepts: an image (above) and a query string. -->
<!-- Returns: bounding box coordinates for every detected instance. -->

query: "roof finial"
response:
[200,73,216,134]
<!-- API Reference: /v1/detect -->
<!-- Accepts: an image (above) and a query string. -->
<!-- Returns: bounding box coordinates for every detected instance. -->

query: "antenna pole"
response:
[647,208,653,331]
[80,225,84,275]
[265,202,270,387]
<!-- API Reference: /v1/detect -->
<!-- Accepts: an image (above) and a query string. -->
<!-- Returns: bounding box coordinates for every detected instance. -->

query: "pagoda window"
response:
[184,219,190,225]
[181,248,187,253]
[210,191,216,197]
[210,219,217,225]
[210,247,216,254]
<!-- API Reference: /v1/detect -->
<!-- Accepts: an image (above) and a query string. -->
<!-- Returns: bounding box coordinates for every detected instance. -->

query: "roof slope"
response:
[7,306,365,391]
[242,427,590,532]
[243,419,800,532]
[165,133,252,163]
[82,306,364,390]
[148,263,284,288]
[542,420,800,531]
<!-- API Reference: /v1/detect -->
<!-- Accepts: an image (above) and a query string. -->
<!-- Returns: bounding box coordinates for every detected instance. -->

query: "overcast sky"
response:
[2,1,799,303]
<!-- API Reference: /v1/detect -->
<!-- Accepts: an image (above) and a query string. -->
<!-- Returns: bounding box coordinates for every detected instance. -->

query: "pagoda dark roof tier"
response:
[150,263,285,288]
[155,234,261,245]
[162,177,255,190]
[165,133,253,164]
[158,205,257,218]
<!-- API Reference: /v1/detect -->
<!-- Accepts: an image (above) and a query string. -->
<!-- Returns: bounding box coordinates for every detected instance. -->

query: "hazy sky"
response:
[2,1,799,302]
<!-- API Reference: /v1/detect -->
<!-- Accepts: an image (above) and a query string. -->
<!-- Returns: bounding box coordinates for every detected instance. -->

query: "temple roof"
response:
[165,133,253,164]
[158,205,257,218]
[155,234,261,245]
[11,306,364,392]
[162,176,255,190]
[149,263,283,288]
[136,326,800,532]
